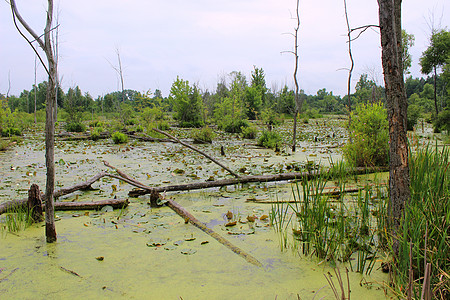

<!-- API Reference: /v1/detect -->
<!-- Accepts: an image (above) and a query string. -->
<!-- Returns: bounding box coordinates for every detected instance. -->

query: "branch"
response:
[349,25,380,42]
[9,0,50,77]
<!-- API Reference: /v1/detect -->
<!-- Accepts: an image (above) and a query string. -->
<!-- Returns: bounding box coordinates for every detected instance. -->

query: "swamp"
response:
[0,114,448,299]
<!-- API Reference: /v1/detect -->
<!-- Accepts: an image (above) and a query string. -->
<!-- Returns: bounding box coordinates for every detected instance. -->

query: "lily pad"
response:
[180,248,197,255]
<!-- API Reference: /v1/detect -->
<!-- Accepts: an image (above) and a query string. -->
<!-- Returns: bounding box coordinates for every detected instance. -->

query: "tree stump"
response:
[28,184,44,222]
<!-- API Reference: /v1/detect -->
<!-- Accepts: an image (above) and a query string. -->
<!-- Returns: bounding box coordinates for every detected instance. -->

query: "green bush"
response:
[407,104,421,131]
[343,102,389,167]
[0,139,9,151]
[90,128,102,141]
[156,120,170,131]
[65,122,86,133]
[192,126,215,143]
[111,131,128,144]
[241,125,258,139]
[220,119,249,134]
[258,130,282,149]
[433,109,450,134]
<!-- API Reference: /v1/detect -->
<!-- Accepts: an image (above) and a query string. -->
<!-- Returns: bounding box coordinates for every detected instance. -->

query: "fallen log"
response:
[128,167,388,197]
[126,132,174,143]
[0,198,129,215]
[53,198,129,211]
[152,128,240,178]
[104,161,263,267]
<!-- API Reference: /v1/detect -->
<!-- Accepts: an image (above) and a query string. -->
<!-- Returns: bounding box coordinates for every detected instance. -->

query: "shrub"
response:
[192,126,215,143]
[111,131,128,144]
[156,120,170,131]
[241,125,258,139]
[0,139,9,151]
[258,130,282,149]
[65,122,86,133]
[220,119,249,134]
[261,108,283,127]
[343,102,389,167]
[407,104,421,131]
[433,109,450,134]
[90,128,102,141]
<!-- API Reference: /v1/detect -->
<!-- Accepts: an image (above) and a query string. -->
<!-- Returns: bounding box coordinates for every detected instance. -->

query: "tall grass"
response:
[392,144,449,299]
[0,205,34,234]
[269,165,384,275]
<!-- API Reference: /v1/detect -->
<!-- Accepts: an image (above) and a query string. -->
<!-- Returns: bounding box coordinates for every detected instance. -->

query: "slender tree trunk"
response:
[291,0,302,152]
[378,0,410,255]
[43,1,57,243]
[344,0,353,131]
[10,0,57,242]
[34,55,37,123]
[433,67,438,115]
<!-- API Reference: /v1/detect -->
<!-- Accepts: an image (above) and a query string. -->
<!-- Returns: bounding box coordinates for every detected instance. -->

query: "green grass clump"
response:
[0,206,34,233]
[258,130,281,149]
[192,126,215,143]
[111,131,128,144]
[241,125,258,139]
[65,122,86,133]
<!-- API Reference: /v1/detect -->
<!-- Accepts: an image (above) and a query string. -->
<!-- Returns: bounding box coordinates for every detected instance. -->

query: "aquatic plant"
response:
[390,144,449,299]
[258,130,281,150]
[0,205,33,233]
[111,131,128,144]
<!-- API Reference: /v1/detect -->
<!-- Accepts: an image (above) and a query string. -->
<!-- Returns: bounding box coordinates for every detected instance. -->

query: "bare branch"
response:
[9,0,50,76]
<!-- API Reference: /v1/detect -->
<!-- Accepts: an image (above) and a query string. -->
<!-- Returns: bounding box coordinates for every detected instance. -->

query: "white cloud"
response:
[0,0,448,98]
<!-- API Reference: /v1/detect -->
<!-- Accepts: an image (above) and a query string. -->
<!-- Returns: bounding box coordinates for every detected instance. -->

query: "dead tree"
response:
[10,0,58,242]
[343,0,353,130]
[377,0,410,255]
[282,0,302,152]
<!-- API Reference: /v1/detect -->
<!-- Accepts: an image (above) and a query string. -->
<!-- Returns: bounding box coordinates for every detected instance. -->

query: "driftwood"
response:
[0,198,129,215]
[103,161,262,267]
[152,128,240,178]
[128,167,388,197]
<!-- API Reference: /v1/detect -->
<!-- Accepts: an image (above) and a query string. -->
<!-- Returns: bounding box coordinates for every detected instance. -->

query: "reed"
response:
[0,205,34,233]
[391,144,449,299]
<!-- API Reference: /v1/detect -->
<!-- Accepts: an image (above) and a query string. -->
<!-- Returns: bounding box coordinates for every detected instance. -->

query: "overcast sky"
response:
[0,0,448,99]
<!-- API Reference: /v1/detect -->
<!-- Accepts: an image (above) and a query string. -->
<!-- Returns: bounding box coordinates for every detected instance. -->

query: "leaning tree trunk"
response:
[378,0,410,255]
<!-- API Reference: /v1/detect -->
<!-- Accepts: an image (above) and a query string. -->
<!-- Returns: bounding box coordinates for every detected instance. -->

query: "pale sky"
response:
[0,0,448,99]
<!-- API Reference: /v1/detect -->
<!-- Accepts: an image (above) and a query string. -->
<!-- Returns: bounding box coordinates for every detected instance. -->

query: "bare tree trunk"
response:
[344,0,353,131]
[433,67,438,115]
[378,0,410,256]
[34,55,37,123]
[291,0,302,152]
[10,0,57,242]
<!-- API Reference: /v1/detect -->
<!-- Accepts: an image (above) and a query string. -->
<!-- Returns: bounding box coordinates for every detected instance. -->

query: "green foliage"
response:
[156,120,170,131]
[433,108,450,133]
[169,77,204,128]
[241,125,258,139]
[420,29,450,75]
[90,127,102,141]
[261,108,283,127]
[220,118,249,134]
[257,130,281,149]
[0,100,31,137]
[407,104,421,131]
[192,126,215,144]
[401,30,415,75]
[65,122,86,133]
[111,131,128,144]
[343,102,389,167]
[0,139,9,151]
[393,145,450,298]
